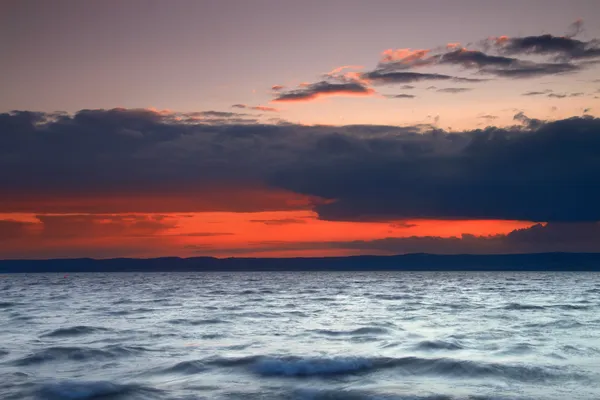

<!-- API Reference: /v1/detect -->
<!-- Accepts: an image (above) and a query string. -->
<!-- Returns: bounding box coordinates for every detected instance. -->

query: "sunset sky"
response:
[1,0,600,259]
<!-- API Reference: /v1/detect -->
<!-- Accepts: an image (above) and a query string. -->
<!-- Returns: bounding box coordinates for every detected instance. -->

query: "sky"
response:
[1,0,600,259]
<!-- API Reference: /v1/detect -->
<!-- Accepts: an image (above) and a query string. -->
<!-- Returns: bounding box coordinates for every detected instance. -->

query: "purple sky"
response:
[2,1,600,258]
[2,0,599,129]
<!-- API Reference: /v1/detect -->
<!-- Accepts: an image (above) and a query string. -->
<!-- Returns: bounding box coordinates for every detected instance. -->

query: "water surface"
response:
[1,272,599,399]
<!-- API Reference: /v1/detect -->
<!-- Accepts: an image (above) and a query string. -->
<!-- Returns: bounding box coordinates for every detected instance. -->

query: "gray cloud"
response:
[272,81,374,102]
[191,222,600,256]
[231,104,279,112]
[522,90,552,96]
[548,92,584,99]
[495,34,600,61]
[363,70,484,85]
[386,94,416,99]
[250,218,307,225]
[436,88,472,94]
[2,109,600,223]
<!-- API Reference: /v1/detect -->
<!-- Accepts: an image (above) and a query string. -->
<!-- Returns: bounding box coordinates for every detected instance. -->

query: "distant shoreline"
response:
[1,252,600,272]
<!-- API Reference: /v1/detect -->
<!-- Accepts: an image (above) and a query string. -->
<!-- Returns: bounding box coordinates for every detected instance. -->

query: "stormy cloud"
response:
[1,109,600,223]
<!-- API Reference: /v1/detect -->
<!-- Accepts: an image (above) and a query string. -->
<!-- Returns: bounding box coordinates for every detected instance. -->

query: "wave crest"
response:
[206,354,581,381]
[13,345,150,366]
[415,340,464,351]
[41,326,112,337]
[312,327,390,336]
[35,380,162,400]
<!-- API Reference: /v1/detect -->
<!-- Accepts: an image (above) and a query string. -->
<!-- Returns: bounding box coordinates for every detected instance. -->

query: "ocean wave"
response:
[201,333,225,339]
[503,303,546,310]
[562,345,600,356]
[0,301,18,308]
[205,354,581,381]
[40,326,112,337]
[112,298,135,305]
[293,388,455,400]
[35,380,162,400]
[166,317,228,325]
[107,310,131,316]
[312,327,390,336]
[155,360,209,375]
[371,294,414,300]
[552,304,591,311]
[495,343,535,355]
[414,340,464,351]
[12,345,149,366]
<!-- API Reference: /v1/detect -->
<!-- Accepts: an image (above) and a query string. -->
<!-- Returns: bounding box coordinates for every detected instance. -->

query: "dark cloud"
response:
[389,221,417,229]
[400,85,416,90]
[198,111,247,118]
[270,26,600,103]
[337,222,600,254]
[566,19,584,38]
[436,88,472,94]
[437,48,580,78]
[231,104,279,112]
[495,34,600,60]
[362,70,482,85]
[35,214,178,238]
[480,62,580,78]
[191,222,600,255]
[249,218,307,225]
[477,115,498,120]
[0,220,38,241]
[272,81,374,102]
[270,116,600,222]
[177,232,234,237]
[271,85,285,91]
[386,94,416,99]
[512,111,543,128]
[438,49,518,68]
[522,90,552,96]
[2,109,600,222]
[548,92,584,99]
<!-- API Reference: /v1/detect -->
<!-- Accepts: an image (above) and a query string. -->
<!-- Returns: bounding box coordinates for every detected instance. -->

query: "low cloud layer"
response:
[2,109,600,223]
[188,222,600,256]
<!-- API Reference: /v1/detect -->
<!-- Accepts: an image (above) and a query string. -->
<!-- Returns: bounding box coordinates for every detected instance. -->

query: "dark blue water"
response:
[1,272,599,399]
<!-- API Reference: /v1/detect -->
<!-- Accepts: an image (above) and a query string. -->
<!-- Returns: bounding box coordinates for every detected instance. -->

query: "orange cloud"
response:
[252,105,279,112]
[380,48,430,63]
[272,88,376,103]
[272,81,376,103]
[492,35,510,45]
[0,210,537,259]
[325,65,365,76]
[0,186,321,214]
[231,104,279,112]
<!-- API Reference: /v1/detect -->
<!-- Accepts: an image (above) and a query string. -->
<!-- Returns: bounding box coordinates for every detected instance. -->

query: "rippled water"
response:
[1,272,600,400]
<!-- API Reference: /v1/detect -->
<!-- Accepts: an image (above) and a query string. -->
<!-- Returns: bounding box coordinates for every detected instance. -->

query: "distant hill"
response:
[1,252,600,272]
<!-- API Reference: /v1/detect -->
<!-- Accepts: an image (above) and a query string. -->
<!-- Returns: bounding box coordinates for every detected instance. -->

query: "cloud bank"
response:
[1,109,600,223]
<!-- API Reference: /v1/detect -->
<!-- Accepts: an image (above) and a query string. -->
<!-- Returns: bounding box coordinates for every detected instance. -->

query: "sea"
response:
[1,272,599,400]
